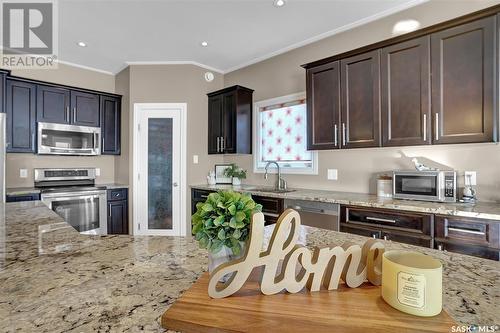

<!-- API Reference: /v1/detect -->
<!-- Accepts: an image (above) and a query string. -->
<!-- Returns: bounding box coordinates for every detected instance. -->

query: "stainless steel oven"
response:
[36,168,107,235]
[393,170,457,203]
[41,190,107,235]
[38,122,101,155]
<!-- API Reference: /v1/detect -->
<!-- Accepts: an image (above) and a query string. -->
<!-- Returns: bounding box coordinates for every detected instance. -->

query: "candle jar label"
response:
[397,272,425,309]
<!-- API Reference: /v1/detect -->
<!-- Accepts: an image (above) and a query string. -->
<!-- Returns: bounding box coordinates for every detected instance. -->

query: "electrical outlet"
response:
[327,169,338,180]
[193,155,199,164]
[464,171,477,186]
[19,169,28,178]
[95,168,101,177]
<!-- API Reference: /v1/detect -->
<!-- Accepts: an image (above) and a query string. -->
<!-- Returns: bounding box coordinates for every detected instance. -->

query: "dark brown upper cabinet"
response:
[431,16,496,144]
[70,90,100,127]
[207,85,253,155]
[340,50,381,149]
[37,85,71,124]
[306,61,341,150]
[381,36,431,147]
[100,95,121,155]
[5,79,36,153]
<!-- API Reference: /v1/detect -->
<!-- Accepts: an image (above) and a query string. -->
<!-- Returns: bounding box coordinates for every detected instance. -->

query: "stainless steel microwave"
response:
[38,122,101,155]
[393,170,457,203]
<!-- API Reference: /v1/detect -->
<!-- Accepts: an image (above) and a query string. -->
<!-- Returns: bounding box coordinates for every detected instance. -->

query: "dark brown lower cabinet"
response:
[190,189,284,226]
[340,205,433,248]
[107,188,128,235]
[434,215,499,260]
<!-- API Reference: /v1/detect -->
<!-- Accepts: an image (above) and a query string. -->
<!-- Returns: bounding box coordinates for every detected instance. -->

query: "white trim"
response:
[56,60,115,75]
[253,92,318,175]
[223,0,429,74]
[132,103,187,236]
[125,61,224,74]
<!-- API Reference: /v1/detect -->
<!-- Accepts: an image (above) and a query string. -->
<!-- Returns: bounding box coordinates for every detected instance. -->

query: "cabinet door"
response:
[107,200,128,234]
[208,94,223,154]
[0,72,6,114]
[70,90,100,127]
[381,36,431,147]
[222,91,236,154]
[306,61,340,150]
[341,50,381,148]
[100,95,121,155]
[36,85,70,124]
[431,16,496,144]
[5,80,36,153]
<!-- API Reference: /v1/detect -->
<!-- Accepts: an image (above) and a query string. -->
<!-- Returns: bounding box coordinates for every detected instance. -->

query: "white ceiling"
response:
[58,0,427,74]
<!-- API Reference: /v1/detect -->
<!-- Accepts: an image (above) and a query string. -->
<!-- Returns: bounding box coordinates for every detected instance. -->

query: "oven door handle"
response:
[42,191,105,200]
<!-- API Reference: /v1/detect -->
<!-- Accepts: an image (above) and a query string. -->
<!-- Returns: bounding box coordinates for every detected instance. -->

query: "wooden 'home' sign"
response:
[208,209,386,298]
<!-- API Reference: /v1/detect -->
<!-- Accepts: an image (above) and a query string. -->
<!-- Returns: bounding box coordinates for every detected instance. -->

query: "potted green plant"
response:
[192,191,262,279]
[223,163,247,186]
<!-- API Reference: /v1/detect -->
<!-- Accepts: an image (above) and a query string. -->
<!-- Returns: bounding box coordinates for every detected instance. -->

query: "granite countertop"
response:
[0,201,499,332]
[192,184,500,221]
[6,183,129,196]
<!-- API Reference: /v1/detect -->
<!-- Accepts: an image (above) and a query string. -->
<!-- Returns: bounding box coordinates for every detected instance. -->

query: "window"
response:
[254,92,317,174]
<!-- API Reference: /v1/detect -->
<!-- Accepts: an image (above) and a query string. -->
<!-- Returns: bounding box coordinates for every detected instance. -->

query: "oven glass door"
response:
[48,195,101,233]
[394,175,438,197]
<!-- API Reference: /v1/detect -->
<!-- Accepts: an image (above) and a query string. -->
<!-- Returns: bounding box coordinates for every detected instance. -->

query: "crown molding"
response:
[124,61,224,74]
[56,60,115,75]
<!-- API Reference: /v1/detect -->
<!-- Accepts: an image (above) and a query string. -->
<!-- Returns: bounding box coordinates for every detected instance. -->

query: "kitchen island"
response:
[0,201,499,332]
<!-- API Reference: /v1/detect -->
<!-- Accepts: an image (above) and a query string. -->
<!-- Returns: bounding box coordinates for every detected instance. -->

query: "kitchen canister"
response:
[377,175,393,198]
[381,250,443,317]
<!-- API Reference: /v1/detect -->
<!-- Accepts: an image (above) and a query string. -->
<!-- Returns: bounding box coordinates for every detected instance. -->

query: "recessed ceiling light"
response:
[392,19,421,35]
[77,41,87,47]
[201,41,208,47]
[274,0,286,7]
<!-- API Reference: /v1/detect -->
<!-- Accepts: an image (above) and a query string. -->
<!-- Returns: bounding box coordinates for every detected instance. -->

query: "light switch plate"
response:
[95,168,101,177]
[327,169,338,180]
[464,171,477,186]
[19,169,28,178]
[193,155,199,164]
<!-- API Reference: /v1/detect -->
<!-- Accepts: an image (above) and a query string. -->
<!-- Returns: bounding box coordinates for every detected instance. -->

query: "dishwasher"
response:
[284,199,339,231]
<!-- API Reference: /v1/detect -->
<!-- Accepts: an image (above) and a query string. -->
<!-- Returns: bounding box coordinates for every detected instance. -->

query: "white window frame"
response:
[253,92,318,175]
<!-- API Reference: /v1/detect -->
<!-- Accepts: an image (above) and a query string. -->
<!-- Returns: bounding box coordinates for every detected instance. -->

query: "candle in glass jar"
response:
[382,250,442,316]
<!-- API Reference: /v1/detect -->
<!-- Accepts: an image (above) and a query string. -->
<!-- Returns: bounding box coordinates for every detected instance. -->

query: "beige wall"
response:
[123,64,224,233]
[223,0,500,203]
[2,63,117,188]
[114,67,130,185]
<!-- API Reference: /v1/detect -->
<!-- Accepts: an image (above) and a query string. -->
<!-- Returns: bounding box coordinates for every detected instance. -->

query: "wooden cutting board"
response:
[161,272,456,333]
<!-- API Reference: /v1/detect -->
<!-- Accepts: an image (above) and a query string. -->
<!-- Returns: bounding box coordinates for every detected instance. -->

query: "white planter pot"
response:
[208,242,246,282]
[232,177,242,186]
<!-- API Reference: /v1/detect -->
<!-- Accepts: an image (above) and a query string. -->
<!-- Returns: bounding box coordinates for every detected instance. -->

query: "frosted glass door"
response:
[136,106,181,236]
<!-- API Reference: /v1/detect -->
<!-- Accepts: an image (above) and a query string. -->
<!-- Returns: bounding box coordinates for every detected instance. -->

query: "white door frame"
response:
[132,103,187,236]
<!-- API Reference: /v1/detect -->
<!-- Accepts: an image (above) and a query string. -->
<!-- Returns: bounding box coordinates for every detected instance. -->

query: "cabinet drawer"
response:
[252,195,284,215]
[436,241,499,261]
[341,205,432,235]
[107,188,128,201]
[435,215,500,248]
[340,224,381,239]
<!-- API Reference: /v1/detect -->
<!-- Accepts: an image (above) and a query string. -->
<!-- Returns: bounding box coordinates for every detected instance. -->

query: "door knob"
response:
[173,182,178,187]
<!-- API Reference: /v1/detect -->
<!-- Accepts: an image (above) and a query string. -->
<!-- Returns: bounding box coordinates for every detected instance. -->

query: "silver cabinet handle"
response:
[216,137,220,153]
[73,107,77,122]
[334,124,338,146]
[372,233,378,239]
[423,114,427,141]
[448,227,485,236]
[221,137,225,152]
[366,216,397,224]
[342,123,346,146]
[108,208,111,218]
[435,113,439,141]
[66,106,70,121]
[438,244,443,251]
[383,235,388,241]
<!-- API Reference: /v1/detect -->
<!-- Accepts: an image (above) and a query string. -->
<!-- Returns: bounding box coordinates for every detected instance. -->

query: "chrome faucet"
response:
[264,161,287,191]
